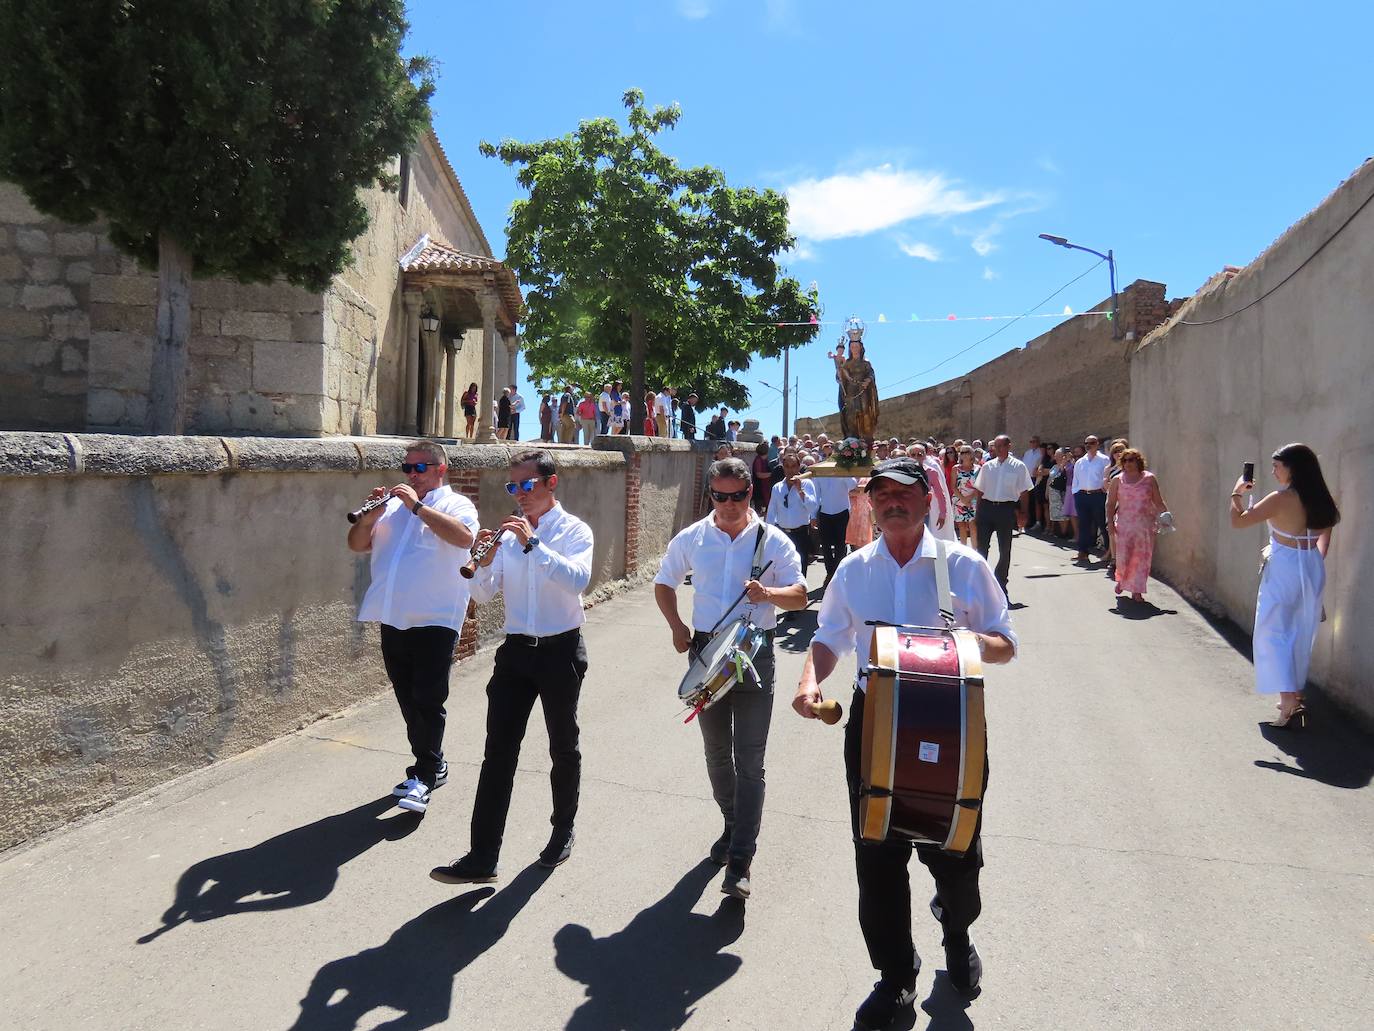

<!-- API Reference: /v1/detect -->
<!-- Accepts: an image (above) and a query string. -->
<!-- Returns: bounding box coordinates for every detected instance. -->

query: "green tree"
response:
[0,0,434,433]
[481,90,818,430]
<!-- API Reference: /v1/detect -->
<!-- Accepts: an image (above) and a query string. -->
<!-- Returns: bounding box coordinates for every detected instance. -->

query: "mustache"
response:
[880,505,912,519]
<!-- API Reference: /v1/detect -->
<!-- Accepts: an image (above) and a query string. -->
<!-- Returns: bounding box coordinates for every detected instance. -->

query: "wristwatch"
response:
[523,534,540,553]
[412,499,425,515]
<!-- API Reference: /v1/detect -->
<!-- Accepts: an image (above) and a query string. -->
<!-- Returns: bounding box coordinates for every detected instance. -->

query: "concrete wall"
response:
[1130,159,1374,725]
[797,280,1180,447]
[0,433,700,850]
[1,132,501,438]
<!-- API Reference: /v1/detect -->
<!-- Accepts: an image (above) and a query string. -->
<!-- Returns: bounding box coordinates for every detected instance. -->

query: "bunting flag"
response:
[767,309,1112,327]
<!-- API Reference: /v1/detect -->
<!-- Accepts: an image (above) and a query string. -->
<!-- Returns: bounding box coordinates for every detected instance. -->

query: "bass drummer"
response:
[792,457,1015,1028]
[654,456,808,900]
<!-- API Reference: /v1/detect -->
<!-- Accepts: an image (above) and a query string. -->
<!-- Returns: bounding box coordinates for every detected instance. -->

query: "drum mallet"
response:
[812,698,844,725]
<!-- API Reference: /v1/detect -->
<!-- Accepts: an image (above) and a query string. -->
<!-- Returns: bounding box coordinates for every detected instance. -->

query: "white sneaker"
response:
[392,775,421,798]
[396,781,431,813]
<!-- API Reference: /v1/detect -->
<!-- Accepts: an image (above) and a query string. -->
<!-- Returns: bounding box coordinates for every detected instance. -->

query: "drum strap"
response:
[933,535,955,628]
[749,523,767,580]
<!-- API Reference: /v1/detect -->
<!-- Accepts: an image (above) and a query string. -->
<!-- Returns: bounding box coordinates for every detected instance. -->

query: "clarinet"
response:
[460,527,508,578]
[346,494,388,523]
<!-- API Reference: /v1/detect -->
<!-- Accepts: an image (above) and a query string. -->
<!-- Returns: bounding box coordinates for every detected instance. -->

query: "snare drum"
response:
[677,617,767,719]
[858,623,986,853]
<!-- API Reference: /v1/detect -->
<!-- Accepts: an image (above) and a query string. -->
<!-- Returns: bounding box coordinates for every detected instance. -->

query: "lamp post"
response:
[419,305,441,334]
[1037,234,1120,339]
[759,379,787,437]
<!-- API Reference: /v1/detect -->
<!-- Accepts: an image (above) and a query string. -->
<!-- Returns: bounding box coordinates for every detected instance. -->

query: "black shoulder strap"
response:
[750,523,767,580]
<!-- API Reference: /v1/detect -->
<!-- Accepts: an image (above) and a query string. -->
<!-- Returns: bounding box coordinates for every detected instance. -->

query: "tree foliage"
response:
[0,0,434,430]
[481,90,818,423]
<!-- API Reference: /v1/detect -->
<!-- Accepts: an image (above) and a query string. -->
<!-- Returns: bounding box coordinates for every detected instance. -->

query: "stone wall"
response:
[796,279,1180,448]
[1130,159,1374,726]
[0,433,701,850]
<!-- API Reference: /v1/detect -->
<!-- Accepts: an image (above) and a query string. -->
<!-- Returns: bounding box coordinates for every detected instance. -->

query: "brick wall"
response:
[623,452,642,574]
[446,464,484,661]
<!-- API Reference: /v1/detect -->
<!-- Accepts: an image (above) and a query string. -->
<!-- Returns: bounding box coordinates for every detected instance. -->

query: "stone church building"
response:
[0,128,521,438]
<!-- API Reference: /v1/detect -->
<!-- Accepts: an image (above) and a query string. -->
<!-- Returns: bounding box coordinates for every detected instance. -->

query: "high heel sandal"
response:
[1270,706,1308,730]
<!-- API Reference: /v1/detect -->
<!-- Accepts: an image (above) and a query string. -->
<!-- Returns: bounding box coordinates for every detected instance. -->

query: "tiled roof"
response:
[399,235,523,326]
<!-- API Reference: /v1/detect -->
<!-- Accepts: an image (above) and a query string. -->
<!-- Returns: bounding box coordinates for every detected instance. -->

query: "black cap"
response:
[865,457,930,492]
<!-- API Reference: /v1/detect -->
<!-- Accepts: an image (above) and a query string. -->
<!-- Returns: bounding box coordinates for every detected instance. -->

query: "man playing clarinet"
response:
[348,440,479,815]
[430,449,594,883]
[654,456,808,899]
[793,457,1015,1028]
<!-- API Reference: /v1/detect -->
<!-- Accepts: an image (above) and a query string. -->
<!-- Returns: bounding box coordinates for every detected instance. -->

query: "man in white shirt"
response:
[1020,436,1043,532]
[430,449,595,883]
[597,383,613,436]
[1072,434,1111,563]
[655,386,674,438]
[655,456,808,899]
[766,449,820,580]
[968,434,1032,599]
[814,442,858,585]
[793,457,1016,1026]
[508,385,526,441]
[348,440,479,814]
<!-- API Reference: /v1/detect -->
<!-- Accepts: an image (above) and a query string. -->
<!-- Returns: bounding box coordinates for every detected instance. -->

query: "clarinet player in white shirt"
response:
[655,456,808,899]
[430,450,594,884]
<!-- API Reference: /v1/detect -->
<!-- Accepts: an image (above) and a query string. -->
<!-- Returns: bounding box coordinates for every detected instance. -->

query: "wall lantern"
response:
[419,305,440,334]
[450,335,463,352]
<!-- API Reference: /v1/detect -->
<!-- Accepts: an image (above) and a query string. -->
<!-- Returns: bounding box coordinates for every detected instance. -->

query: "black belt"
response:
[1076,488,1105,494]
[692,628,775,647]
[504,628,580,648]
[982,499,1017,505]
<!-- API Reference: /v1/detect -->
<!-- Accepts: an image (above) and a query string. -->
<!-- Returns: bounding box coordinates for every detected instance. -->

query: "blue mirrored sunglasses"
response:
[505,478,543,494]
[401,462,430,474]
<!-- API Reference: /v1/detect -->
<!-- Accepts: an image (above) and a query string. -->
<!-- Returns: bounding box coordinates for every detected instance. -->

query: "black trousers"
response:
[780,524,813,577]
[817,510,850,577]
[845,686,986,978]
[1076,490,1108,554]
[469,631,588,865]
[975,500,1017,592]
[510,413,521,439]
[379,624,458,787]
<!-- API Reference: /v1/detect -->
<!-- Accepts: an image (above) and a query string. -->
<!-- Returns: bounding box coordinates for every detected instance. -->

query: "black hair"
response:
[1272,443,1340,529]
[510,448,557,479]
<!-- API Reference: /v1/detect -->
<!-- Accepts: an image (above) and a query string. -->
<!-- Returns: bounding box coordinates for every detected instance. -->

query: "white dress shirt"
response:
[813,531,1018,686]
[356,485,480,631]
[599,391,612,414]
[972,456,1033,502]
[813,475,858,516]
[1073,452,1110,491]
[655,512,804,632]
[471,502,594,636]
[767,479,819,528]
[655,391,673,417]
[1022,447,1042,474]
[511,392,525,414]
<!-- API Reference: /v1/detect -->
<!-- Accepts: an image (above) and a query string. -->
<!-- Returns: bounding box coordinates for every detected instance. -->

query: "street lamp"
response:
[419,305,440,334]
[1037,234,1120,339]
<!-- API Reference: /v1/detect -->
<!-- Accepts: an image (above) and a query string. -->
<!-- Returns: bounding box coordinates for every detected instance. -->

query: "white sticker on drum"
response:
[918,741,940,763]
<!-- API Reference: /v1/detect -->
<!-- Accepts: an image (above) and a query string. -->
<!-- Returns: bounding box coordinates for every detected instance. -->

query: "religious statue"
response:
[830,315,879,442]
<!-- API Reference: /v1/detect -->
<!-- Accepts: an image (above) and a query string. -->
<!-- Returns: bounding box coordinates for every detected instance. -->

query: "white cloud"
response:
[781,241,817,263]
[1037,156,1061,175]
[898,240,941,262]
[676,0,711,18]
[969,223,1002,257]
[983,266,998,280]
[785,164,1005,242]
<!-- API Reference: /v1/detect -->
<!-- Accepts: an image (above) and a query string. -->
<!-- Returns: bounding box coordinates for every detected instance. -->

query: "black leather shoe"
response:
[708,822,734,866]
[721,856,751,899]
[854,967,919,1029]
[429,855,497,884]
[946,942,982,999]
[538,829,575,869]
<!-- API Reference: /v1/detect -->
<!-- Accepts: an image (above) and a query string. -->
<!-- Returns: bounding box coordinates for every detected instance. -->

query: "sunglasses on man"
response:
[505,477,547,495]
[401,462,432,473]
[709,487,750,503]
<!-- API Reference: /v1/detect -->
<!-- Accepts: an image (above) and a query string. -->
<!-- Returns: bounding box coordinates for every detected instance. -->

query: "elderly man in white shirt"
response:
[969,434,1033,600]
[655,455,808,899]
[430,449,595,883]
[767,449,820,580]
[1073,434,1112,563]
[349,440,480,815]
[793,456,1015,1026]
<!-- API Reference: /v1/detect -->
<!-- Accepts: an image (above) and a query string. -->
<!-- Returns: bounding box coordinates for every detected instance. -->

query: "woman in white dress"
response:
[1228,443,1340,728]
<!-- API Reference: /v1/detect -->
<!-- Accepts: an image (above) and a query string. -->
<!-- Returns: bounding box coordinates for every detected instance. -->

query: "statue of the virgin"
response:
[830,316,879,442]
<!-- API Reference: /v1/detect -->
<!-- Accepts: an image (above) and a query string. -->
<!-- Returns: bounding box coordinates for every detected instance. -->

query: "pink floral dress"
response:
[1112,473,1159,594]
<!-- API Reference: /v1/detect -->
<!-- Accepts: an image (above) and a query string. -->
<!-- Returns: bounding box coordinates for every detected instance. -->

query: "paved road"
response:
[3,532,1372,1030]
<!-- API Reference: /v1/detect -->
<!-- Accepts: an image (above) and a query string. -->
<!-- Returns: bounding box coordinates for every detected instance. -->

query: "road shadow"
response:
[919,972,975,1030]
[1254,708,1374,789]
[776,609,818,652]
[554,858,745,1030]
[287,863,549,1030]
[138,796,420,943]
[1109,599,1178,620]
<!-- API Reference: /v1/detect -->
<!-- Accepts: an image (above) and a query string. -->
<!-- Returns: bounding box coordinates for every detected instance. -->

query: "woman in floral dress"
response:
[952,445,979,549]
[1106,448,1169,601]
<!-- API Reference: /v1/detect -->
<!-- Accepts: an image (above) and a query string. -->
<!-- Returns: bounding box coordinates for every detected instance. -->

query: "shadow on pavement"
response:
[554,858,745,1030]
[919,972,975,1030]
[1109,599,1178,620]
[138,796,420,943]
[1254,714,1374,789]
[288,863,549,1030]
[776,609,818,652]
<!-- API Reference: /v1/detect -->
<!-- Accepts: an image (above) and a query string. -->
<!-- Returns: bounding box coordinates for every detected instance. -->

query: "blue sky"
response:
[407,0,1372,435]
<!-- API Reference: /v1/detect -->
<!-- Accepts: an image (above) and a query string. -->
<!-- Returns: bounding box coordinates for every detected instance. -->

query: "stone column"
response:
[476,285,499,442]
[506,335,518,389]
[402,291,423,435]
[443,338,457,438]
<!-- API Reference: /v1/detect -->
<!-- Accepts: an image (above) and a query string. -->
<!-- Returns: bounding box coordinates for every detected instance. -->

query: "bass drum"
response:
[859,623,986,853]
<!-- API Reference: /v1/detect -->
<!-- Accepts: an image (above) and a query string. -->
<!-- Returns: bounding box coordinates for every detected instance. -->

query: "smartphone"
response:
[1242,461,1255,484]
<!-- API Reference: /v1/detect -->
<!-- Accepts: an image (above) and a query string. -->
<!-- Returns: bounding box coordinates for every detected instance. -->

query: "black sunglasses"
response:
[401,462,431,474]
[710,487,750,503]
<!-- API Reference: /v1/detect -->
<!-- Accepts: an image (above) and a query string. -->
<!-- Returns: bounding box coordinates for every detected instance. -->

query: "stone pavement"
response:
[2,533,1372,1030]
